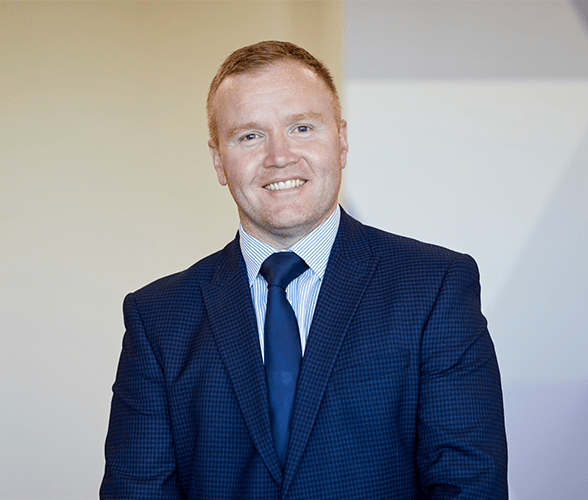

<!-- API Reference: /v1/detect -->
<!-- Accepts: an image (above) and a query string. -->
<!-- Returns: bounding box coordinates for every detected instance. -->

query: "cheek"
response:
[225,165,256,194]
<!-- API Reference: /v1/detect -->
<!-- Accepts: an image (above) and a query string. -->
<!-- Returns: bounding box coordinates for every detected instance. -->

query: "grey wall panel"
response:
[346,0,588,78]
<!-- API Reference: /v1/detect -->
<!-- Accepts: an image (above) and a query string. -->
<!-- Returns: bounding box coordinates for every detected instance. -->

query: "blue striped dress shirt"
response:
[239,205,341,359]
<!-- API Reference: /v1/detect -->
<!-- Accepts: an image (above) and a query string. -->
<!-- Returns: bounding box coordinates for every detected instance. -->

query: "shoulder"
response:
[339,210,477,275]
[126,237,241,312]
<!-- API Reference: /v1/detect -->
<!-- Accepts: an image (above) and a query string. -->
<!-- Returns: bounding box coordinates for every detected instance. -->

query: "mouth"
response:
[263,179,306,191]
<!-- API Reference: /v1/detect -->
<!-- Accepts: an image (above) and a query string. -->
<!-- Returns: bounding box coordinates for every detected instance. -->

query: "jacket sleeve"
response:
[416,253,508,499]
[100,293,183,499]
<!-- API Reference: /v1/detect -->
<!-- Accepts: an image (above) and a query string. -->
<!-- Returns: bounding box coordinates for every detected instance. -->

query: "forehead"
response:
[213,61,334,118]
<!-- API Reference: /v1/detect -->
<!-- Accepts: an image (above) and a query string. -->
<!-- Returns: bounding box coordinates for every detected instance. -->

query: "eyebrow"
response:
[227,123,259,139]
[287,112,325,123]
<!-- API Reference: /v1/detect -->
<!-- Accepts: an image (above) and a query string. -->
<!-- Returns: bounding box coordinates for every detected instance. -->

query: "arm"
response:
[100,293,183,499]
[417,254,508,499]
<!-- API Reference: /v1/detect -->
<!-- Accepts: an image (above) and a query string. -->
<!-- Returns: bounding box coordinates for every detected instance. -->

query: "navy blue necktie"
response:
[260,252,309,468]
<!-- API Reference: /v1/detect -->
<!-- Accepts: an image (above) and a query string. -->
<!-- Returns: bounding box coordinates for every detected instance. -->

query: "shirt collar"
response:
[239,205,341,285]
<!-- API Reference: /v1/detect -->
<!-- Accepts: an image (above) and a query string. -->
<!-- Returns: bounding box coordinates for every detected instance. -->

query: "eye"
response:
[240,133,259,142]
[295,125,311,133]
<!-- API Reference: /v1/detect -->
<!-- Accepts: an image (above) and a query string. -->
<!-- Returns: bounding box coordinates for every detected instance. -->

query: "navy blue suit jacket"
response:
[101,211,507,499]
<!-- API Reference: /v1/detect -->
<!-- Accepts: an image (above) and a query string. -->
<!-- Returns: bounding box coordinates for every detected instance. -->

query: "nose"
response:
[264,133,300,168]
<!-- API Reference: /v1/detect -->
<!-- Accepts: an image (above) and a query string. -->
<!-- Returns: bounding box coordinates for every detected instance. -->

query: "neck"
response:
[240,207,338,250]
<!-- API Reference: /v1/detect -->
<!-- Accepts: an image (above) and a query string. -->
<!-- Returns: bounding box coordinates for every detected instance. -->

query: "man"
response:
[101,41,507,499]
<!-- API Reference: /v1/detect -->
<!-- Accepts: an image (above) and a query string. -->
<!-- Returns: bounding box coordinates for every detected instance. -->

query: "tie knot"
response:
[260,252,308,290]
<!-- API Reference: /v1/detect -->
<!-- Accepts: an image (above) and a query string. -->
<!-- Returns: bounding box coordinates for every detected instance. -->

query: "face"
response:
[209,61,348,249]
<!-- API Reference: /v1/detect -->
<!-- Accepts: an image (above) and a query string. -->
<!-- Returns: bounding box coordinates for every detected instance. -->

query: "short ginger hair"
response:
[207,40,341,147]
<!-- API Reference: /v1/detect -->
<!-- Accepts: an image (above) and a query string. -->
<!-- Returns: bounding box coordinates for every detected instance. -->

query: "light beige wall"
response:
[0,2,342,498]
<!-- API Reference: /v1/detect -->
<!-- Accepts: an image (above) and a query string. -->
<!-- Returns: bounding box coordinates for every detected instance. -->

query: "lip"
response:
[263,178,307,191]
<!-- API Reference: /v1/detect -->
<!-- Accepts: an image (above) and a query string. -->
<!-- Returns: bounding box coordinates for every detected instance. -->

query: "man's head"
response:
[207,40,341,148]
[208,41,348,249]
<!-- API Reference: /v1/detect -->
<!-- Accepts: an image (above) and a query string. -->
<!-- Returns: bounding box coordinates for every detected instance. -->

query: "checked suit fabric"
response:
[100,210,508,499]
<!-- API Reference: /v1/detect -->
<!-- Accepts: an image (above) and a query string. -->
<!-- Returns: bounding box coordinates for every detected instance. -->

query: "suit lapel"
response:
[201,238,283,484]
[282,213,380,495]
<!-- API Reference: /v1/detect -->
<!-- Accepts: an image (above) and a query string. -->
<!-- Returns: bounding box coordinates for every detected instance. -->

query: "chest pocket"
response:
[328,349,410,392]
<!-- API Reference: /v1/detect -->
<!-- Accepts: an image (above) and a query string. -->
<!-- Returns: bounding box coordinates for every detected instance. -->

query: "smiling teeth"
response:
[264,179,306,191]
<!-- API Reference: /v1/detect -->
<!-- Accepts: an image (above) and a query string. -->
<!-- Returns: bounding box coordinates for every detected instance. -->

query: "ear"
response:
[208,140,227,186]
[338,119,349,169]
